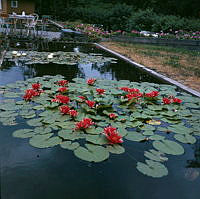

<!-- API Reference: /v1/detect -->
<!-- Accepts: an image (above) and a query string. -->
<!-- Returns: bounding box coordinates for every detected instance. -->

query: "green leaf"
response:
[27,118,43,127]
[60,141,80,150]
[174,134,196,144]
[144,149,168,162]
[149,135,165,141]
[58,130,84,140]
[86,134,108,145]
[74,144,109,162]
[153,140,184,155]
[29,133,62,148]
[13,129,35,138]
[125,132,146,142]
[106,144,125,154]
[136,160,168,178]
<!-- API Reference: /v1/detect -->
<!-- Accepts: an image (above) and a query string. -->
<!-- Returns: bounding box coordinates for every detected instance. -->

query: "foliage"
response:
[127,9,157,31]
[0,74,200,178]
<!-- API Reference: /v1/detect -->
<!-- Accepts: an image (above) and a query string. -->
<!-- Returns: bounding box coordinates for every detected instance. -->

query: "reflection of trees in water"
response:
[0,60,14,70]
[187,139,200,168]
[22,63,81,81]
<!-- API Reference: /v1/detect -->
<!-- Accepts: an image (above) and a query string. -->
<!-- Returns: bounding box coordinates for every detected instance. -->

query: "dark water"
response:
[0,43,200,199]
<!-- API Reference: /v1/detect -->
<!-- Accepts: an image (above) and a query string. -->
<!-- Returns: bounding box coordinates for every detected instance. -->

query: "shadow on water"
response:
[0,42,200,199]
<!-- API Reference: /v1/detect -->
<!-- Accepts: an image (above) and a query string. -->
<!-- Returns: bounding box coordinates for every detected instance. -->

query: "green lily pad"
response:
[153,140,184,155]
[13,129,35,138]
[60,141,80,150]
[74,144,109,162]
[106,144,125,154]
[29,133,62,148]
[136,160,168,178]
[174,134,196,144]
[125,132,146,142]
[144,149,168,162]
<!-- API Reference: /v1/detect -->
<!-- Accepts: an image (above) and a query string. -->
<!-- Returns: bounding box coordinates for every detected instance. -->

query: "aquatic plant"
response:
[0,75,200,178]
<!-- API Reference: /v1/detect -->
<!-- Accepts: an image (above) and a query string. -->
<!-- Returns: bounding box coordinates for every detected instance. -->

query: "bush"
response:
[127,9,157,31]
[152,15,186,32]
[105,3,133,31]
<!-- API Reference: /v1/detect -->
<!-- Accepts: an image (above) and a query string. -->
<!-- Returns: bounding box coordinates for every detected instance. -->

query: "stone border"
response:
[95,43,200,98]
[102,37,200,50]
[0,50,6,68]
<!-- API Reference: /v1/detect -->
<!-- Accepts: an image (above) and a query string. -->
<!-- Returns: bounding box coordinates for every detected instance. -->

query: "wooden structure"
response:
[0,0,35,15]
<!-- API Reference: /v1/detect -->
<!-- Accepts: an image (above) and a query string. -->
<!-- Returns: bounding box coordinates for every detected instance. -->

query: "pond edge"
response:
[95,43,200,98]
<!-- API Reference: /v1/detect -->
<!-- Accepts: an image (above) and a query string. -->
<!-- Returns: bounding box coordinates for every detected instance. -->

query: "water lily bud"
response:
[48,54,53,59]
[12,51,18,55]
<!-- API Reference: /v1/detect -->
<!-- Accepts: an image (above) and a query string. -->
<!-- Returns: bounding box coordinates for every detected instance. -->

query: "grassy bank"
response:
[100,41,200,92]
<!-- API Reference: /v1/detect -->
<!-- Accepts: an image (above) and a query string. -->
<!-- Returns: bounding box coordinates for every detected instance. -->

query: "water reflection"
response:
[187,139,200,168]
[1,42,200,199]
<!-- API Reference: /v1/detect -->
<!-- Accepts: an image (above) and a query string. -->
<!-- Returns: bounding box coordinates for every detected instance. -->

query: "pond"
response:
[0,43,200,199]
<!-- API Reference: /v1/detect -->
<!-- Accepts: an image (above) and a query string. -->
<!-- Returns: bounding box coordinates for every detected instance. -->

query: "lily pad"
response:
[60,141,80,150]
[174,134,196,144]
[136,160,168,178]
[13,129,35,138]
[29,133,62,148]
[106,144,125,154]
[153,140,184,155]
[74,144,109,162]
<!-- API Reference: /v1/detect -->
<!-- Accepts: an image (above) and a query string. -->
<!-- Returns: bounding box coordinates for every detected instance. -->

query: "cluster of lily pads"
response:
[0,75,200,178]
[4,51,117,65]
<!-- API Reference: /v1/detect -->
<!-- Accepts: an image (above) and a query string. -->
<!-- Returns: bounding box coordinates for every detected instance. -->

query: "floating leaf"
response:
[106,144,125,154]
[13,129,35,138]
[74,144,109,162]
[136,160,168,178]
[29,133,62,148]
[144,149,168,162]
[153,140,184,155]
[60,141,80,150]
[174,134,196,144]
[125,132,146,142]
[58,130,84,140]
[86,134,108,145]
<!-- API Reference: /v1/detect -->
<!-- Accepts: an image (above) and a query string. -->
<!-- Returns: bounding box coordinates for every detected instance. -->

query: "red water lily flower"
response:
[128,88,140,93]
[119,87,130,92]
[104,126,123,144]
[163,97,182,104]
[78,96,85,101]
[32,83,41,90]
[109,113,117,119]
[172,98,182,104]
[23,89,40,101]
[54,95,70,104]
[163,97,171,104]
[126,92,143,100]
[145,91,159,98]
[96,88,105,95]
[59,105,70,114]
[57,80,69,86]
[58,87,68,93]
[69,109,78,117]
[75,118,94,130]
[86,100,95,108]
[87,78,96,85]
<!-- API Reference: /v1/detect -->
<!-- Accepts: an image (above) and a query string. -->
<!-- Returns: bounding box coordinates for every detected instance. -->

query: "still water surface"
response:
[0,43,199,199]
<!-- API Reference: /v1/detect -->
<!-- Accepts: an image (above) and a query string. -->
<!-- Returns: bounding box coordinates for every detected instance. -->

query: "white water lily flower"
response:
[48,54,53,59]
[12,51,18,55]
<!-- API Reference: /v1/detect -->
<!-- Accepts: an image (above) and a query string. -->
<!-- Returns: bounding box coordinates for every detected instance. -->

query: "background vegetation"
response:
[35,0,200,32]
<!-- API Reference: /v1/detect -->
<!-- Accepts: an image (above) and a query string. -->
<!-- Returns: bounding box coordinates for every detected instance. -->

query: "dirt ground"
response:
[100,42,200,93]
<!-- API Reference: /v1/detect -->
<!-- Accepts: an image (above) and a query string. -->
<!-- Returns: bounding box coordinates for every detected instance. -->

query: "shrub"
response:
[127,9,157,31]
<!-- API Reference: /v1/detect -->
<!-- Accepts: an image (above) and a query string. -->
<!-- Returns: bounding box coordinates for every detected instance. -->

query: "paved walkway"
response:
[0,28,61,40]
